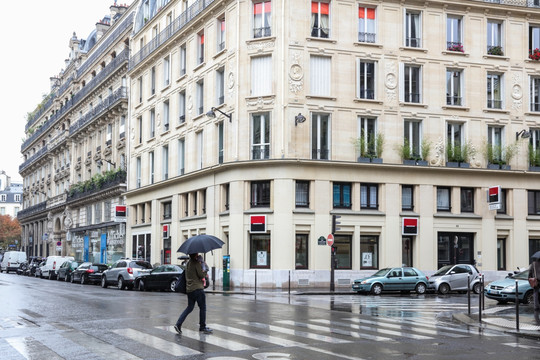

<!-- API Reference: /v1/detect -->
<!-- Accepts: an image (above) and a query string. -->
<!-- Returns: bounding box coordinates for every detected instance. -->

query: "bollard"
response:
[481,274,485,311]
[467,274,471,315]
[478,275,482,324]
[515,279,520,332]
[211,266,216,291]
[254,269,257,295]
[288,270,291,296]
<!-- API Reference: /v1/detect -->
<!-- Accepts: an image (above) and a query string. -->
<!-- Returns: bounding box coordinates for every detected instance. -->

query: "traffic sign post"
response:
[327,234,334,246]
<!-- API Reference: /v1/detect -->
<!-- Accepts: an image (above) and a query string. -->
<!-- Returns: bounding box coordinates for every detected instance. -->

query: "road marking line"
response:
[343,317,467,338]
[112,328,200,356]
[240,321,351,344]
[276,320,395,342]
[62,330,142,360]
[210,323,306,347]
[6,336,64,360]
[311,319,432,340]
[159,326,256,351]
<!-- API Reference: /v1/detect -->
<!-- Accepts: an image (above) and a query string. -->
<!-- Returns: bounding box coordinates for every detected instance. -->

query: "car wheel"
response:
[415,283,427,295]
[371,283,383,295]
[101,276,107,288]
[138,280,145,291]
[65,274,70,282]
[81,275,86,285]
[48,272,53,280]
[438,283,450,295]
[524,290,534,305]
[118,276,125,290]
[472,283,481,294]
[169,279,177,292]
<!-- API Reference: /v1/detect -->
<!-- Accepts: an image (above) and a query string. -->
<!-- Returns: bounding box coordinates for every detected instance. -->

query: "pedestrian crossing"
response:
[0,314,508,360]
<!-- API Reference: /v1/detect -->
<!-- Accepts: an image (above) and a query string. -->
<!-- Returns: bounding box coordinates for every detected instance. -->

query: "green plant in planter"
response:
[529,144,540,167]
[421,138,431,161]
[484,141,518,166]
[355,131,383,159]
[447,141,476,163]
[395,139,413,160]
[488,46,504,56]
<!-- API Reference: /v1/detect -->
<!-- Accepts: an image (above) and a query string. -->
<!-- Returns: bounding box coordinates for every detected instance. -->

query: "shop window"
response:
[360,235,378,269]
[250,233,270,268]
[334,235,352,269]
[295,234,309,269]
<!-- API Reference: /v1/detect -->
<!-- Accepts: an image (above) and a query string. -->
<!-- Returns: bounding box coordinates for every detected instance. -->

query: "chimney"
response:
[95,17,111,40]
[110,2,128,25]
[50,77,60,92]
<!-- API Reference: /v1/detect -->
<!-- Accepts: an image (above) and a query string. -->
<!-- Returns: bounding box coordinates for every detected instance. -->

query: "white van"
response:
[1,251,27,273]
[41,256,74,280]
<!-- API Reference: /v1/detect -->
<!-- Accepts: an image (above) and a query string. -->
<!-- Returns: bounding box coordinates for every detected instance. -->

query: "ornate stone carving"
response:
[246,97,275,109]
[289,52,303,94]
[511,73,523,112]
[385,61,397,102]
[430,137,445,166]
[247,39,275,51]
[63,209,72,229]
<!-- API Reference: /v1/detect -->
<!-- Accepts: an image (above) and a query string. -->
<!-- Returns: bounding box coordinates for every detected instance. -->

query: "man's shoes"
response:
[199,327,213,334]
[173,325,182,334]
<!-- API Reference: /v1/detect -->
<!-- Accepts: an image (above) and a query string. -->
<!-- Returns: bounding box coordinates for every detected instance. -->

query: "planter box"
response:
[446,162,459,168]
[357,157,382,163]
[530,166,540,172]
[500,165,511,170]
[403,159,417,165]
[459,162,470,168]
[371,158,383,164]
[357,157,371,163]
[487,164,500,170]
[416,160,428,166]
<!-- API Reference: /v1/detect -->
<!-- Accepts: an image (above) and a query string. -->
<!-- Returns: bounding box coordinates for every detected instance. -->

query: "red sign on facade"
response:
[402,218,418,235]
[327,234,334,246]
[250,215,267,233]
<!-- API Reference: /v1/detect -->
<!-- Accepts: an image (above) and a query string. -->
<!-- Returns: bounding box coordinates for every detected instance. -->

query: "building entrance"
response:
[437,232,475,269]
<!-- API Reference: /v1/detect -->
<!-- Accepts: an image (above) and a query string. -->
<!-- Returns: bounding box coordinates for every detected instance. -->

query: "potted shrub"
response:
[355,132,384,163]
[446,141,475,168]
[396,138,429,165]
[487,46,504,56]
[530,48,540,61]
[484,142,518,170]
[448,43,464,53]
[529,144,540,171]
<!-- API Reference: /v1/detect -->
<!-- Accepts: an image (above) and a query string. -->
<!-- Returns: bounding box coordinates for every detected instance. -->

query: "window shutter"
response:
[356,58,360,98]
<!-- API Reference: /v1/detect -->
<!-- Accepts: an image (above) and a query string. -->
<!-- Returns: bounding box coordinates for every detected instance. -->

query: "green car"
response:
[352,267,429,295]
[484,269,534,304]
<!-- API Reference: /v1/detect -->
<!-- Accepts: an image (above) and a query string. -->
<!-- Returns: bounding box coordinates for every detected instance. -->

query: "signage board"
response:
[402,217,418,235]
[114,205,127,222]
[327,234,334,246]
[250,215,267,233]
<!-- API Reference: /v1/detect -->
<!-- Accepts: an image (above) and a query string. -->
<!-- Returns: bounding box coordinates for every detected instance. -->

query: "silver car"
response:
[428,264,481,294]
[101,258,152,290]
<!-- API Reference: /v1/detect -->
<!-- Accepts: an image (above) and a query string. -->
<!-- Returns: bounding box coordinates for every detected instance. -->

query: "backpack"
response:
[174,269,187,294]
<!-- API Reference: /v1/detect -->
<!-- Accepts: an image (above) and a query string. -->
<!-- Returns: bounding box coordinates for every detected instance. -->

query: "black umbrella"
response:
[178,234,225,255]
[532,251,540,261]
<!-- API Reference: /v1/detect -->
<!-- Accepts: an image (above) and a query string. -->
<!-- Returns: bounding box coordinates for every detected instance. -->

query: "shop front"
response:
[66,223,126,265]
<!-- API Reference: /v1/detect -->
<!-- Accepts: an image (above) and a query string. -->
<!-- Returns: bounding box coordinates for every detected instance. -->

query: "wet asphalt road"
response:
[0,273,538,359]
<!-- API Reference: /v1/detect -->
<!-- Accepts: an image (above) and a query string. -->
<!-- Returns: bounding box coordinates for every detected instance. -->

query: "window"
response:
[357,60,375,99]
[151,66,156,95]
[447,15,463,52]
[162,144,169,180]
[0,195,6,202]
[335,235,352,269]
[528,190,540,215]
[487,20,503,55]
[529,24,540,54]
[447,122,464,160]
[252,112,270,159]
[437,187,451,211]
[149,108,155,138]
[251,55,272,96]
[531,76,540,112]
[149,151,154,184]
[163,55,170,86]
[120,116,125,138]
[497,238,506,270]
[446,69,463,106]
[311,1,330,38]
[136,157,141,188]
[402,185,414,211]
[358,6,376,43]
[405,10,421,47]
[106,123,112,146]
[180,44,186,76]
[218,122,224,164]
[311,113,330,160]
[178,138,185,175]
[216,67,225,105]
[333,182,351,209]
[197,31,205,64]
[360,235,378,269]
[250,234,270,268]
[402,64,421,103]
[177,91,186,124]
[14,194,21,202]
[95,202,102,223]
[197,131,204,170]
[86,205,93,225]
[487,73,502,109]
[138,76,143,103]
[360,183,378,209]
[251,180,270,207]
[497,188,507,214]
[295,234,309,269]
[163,100,169,131]
[137,116,143,144]
[310,55,331,97]
[295,181,309,208]
[460,187,474,213]
[404,119,422,159]
[358,117,377,158]
[487,125,503,163]
[217,17,226,51]
[196,80,204,115]
[253,1,271,38]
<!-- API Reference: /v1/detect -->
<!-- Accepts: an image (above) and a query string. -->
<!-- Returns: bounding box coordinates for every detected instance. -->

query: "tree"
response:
[0,215,21,250]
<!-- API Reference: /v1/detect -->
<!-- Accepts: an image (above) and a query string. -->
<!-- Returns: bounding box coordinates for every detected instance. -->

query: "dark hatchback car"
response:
[56,260,80,282]
[71,263,109,285]
[134,265,184,292]
[26,257,43,276]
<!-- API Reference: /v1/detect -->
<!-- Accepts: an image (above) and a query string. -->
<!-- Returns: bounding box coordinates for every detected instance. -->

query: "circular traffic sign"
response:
[56,241,62,246]
[327,234,334,246]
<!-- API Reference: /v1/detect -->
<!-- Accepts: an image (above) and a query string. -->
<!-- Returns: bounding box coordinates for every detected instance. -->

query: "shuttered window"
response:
[310,55,331,96]
[251,55,272,96]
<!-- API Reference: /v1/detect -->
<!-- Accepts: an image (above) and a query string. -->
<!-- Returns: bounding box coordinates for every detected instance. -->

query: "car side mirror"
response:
[449,271,456,275]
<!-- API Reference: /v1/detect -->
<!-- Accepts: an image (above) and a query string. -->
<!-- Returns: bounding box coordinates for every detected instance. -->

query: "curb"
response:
[453,312,540,339]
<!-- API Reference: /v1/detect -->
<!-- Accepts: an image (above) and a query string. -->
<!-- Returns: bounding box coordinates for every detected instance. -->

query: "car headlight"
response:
[503,285,516,292]
[361,280,369,284]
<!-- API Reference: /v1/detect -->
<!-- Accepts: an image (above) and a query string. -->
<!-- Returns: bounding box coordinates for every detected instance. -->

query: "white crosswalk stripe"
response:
[112,328,201,357]
[338,318,468,338]
[159,325,256,351]
[239,321,351,343]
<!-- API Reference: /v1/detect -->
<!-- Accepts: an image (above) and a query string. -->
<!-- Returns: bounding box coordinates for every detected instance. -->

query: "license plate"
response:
[488,289,499,295]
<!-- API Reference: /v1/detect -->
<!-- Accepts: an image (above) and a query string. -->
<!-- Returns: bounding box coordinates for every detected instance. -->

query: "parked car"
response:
[27,257,43,276]
[484,269,534,304]
[352,267,429,295]
[41,256,75,280]
[34,260,46,278]
[71,263,108,285]
[101,258,153,290]
[1,251,27,273]
[134,265,184,292]
[56,260,80,282]
[16,261,28,275]
[428,264,481,294]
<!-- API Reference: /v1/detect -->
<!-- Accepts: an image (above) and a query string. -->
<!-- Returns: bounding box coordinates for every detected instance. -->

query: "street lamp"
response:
[516,129,531,140]
[294,113,306,126]
[97,159,116,168]
[206,107,232,122]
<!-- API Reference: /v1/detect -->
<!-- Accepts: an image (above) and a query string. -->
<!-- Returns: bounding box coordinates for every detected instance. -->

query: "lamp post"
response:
[206,107,232,122]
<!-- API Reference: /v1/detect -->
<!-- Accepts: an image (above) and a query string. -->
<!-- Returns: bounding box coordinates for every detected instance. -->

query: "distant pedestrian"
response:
[174,253,212,334]
[529,259,540,324]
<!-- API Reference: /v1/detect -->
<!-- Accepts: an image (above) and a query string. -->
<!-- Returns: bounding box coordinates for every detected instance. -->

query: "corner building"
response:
[18,5,133,263]
[127,0,540,288]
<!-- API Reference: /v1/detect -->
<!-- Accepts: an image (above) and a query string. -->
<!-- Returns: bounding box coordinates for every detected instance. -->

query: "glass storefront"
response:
[66,224,126,265]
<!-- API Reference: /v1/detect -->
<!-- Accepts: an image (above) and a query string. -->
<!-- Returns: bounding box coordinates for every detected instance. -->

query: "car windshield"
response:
[130,261,152,269]
[433,265,453,276]
[91,265,108,272]
[372,268,391,277]
[512,270,529,280]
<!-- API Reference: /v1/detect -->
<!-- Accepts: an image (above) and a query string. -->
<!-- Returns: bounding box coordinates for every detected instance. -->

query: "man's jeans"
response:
[176,289,206,329]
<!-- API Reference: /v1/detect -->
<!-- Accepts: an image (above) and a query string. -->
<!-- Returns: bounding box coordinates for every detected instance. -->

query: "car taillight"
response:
[53,261,56,270]
[86,269,94,273]
[426,276,429,280]
[127,267,133,274]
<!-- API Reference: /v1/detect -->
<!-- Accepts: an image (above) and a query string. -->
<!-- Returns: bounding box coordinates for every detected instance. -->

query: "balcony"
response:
[358,32,376,43]
[19,145,48,173]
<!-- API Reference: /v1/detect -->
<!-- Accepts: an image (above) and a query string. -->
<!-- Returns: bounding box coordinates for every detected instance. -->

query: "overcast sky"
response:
[0,1,134,183]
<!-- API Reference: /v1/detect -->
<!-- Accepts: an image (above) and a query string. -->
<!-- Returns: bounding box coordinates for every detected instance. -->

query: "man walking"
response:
[174,253,213,334]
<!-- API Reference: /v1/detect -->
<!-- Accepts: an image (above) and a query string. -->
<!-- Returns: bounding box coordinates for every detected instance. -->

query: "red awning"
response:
[312,1,329,15]
[359,7,375,19]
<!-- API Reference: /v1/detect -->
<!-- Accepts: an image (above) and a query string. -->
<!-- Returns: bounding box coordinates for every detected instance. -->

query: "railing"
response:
[253,27,272,38]
[25,94,56,130]
[311,27,330,38]
[404,93,421,103]
[358,32,376,43]
[358,89,375,100]
[406,37,421,47]
[447,96,463,106]
[531,102,540,111]
[22,49,129,152]
[482,0,540,7]
[19,145,48,173]
[447,41,464,52]
[217,41,225,51]
[487,45,504,55]
[17,202,47,220]
[57,74,75,99]
[487,99,503,109]
[312,149,329,160]
[69,87,127,136]
[252,146,270,160]
[130,0,216,69]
